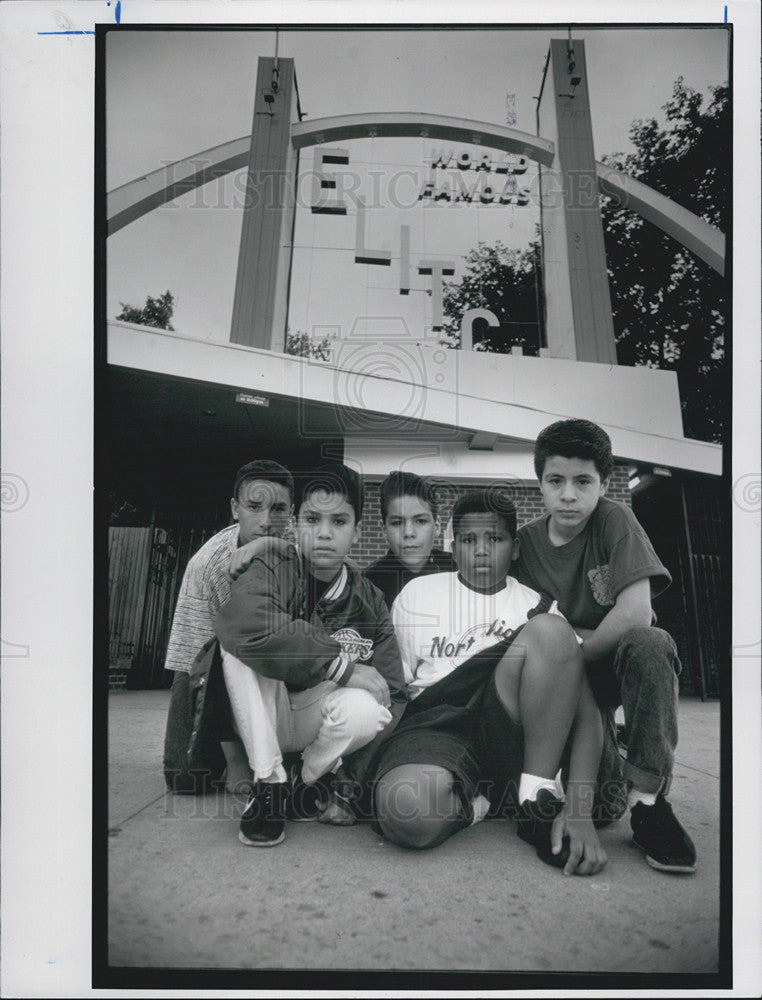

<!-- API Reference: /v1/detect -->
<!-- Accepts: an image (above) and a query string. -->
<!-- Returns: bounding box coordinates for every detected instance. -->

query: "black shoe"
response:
[286,765,326,822]
[239,781,287,847]
[516,788,570,869]
[631,795,697,873]
[317,765,359,826]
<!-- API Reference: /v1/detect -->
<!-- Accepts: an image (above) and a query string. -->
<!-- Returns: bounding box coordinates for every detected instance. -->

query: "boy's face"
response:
[297,489,359,581]
[231,479,293,545]
[452,512,513,590]
[539,456,609,534]
[384,495,437,572]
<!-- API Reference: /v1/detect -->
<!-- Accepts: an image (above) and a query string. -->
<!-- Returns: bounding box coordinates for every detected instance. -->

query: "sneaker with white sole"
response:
[239,781,287,846]
[631,794,697,873]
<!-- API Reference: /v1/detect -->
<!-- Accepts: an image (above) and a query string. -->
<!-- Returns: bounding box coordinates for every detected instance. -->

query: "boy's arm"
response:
[552,676,607,876]
[368,591,408,703]
[390,595,419,690]
[215,559,353,689]
[576,577,652,662]
[165,545,227,673]
[227,535,294,581]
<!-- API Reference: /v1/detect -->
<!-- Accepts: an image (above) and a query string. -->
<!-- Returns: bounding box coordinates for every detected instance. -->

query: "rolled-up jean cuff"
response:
[623,760,671,796]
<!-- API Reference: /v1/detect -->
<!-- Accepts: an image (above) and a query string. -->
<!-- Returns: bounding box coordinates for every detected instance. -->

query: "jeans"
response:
[589,627,681,796]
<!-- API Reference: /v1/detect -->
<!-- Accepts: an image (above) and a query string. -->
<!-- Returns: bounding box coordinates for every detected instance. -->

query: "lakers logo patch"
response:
[331,627,374,662]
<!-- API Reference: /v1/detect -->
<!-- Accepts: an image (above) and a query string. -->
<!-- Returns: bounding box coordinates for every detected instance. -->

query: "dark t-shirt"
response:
[364,547,455,609]
[513,497,671,630]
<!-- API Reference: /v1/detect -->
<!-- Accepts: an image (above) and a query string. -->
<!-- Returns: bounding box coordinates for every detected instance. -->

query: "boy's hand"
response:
[551,810,607,876]
[345,664,391,708]
[227,535,292,580]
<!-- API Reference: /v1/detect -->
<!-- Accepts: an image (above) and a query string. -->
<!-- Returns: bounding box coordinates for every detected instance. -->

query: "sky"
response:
[106,26,730,344]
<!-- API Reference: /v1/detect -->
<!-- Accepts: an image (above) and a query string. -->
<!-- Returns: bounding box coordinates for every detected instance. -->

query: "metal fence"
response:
[108,514,229,689]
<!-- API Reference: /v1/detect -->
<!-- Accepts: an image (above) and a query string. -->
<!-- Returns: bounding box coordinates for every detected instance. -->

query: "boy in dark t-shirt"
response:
[364,471,454,608]
[513,418,696,874]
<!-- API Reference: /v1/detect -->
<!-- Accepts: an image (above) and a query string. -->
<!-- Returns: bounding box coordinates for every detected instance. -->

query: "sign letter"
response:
[418,260,456,329]
[312,147,350,214]
[355,198,392,266]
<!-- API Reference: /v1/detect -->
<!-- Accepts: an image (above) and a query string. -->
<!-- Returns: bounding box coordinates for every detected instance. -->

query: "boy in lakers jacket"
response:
[215,463,406,847]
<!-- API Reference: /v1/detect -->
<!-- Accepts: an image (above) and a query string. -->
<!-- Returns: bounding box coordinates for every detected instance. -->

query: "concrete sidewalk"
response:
[107,690,721,974]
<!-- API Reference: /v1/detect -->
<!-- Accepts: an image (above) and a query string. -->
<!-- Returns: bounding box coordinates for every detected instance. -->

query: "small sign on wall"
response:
[236,392,270,407]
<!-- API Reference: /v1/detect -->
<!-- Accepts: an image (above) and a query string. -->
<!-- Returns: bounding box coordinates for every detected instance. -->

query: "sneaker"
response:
[317,765,359,827]
[239,781,287,847]
[516,788,570,869]
[286,765,326,822]
[631,795,697,873]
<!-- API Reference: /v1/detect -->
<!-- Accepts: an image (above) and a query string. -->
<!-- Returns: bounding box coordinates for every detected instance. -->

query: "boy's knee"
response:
[522,613,580,655]
[379,815,457,850]
[325,687,389,737]
[616,627,680,681]
[620,625,674,653]
[497,614,582,685]
[375,766,461,850]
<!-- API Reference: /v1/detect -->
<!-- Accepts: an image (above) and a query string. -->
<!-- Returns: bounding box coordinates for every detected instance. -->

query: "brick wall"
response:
[349,460,632,568]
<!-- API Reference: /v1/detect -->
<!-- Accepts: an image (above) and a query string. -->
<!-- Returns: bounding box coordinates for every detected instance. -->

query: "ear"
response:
[230,496,240,522]
[600,477,610,496]
[352,520,361,548]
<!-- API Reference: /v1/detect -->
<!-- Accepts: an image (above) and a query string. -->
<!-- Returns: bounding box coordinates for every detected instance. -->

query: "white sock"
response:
[470,794,491,826]
[258,765,287,785]
[519,772,562,805]
[628,788,658,809]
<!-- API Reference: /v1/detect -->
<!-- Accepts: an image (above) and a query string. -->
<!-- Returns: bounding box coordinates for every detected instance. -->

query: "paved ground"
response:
[107,690,721,976]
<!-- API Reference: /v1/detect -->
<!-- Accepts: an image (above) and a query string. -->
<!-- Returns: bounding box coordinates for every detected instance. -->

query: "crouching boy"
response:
[372,489,612,876]
[513,418,696,873]
[215,463,406,846]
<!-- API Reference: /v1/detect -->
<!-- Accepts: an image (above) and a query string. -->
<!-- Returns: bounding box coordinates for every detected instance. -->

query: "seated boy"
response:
[162,458,295,794]
[215,463,406,846]
[513,418,696,874]
[372,489,612,876]
[364,471,454,608]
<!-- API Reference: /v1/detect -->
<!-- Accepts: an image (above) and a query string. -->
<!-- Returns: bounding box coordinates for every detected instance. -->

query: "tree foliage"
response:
[285,329,332,361]
[600,79,728,443]
[441,240,544,355]
[116,290,175,331]
[441,79,729,443]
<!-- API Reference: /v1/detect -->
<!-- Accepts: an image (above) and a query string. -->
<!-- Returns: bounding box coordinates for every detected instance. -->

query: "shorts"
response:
[372,672,525,821]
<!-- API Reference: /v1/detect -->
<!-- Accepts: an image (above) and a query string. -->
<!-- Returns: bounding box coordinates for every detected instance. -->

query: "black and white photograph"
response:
[1,1,760,996]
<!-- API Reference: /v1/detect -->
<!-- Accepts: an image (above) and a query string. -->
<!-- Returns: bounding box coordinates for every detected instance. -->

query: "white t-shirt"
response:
[391,572,562,700]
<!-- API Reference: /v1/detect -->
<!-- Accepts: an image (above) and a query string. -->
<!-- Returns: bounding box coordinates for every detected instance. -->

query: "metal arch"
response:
[106,113,725,276]
[106,115,554,237]
[289,112,555,164]
[107,136,250,235]
[596,163,725,276]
